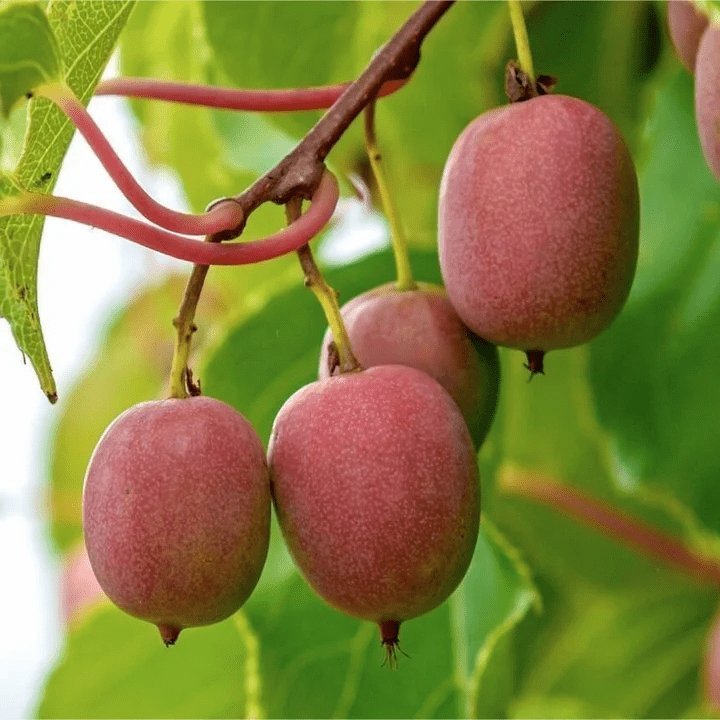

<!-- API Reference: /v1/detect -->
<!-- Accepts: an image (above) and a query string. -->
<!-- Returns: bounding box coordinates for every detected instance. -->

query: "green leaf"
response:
[38,606,255,718]
[0,0,134,401]
[589,69,720,537]
[512,581,717,718]
[242,524,535,719]
[0,1,61,116]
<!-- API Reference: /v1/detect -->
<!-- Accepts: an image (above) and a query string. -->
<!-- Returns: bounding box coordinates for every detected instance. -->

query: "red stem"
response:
[39,85,244,236]
[95,77,408,111]
[7,172,338,266]
[501,469,720,586]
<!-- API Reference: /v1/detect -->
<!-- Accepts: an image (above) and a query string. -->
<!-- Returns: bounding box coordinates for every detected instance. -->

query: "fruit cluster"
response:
[82,67,640,658]
[668,0,720,179]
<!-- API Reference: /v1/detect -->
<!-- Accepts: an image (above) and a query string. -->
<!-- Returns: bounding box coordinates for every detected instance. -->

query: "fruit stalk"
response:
[507,0,535,84]
[364,100,415,291]
[169,253,214,399]
[288,199,360,374]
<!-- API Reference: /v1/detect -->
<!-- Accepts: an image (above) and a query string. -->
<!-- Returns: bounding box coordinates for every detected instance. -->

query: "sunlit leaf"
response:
[0,0,134,401]
[0,2,61,116]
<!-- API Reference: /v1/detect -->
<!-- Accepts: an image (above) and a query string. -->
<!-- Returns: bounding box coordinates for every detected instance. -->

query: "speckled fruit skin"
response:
[704,606,720,711]
[668,0,709,73]
[438,94,639,353]
[695,24,720,180]
[268,365,479,625]
[318,282,499,446]
[83,396,270,641]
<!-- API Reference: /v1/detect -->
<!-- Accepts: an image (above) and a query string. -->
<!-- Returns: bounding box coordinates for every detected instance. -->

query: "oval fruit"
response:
[438,94,639,366]
[695,23,720,180]
[318,282,499,445]
[668,0,709,72]
[268,364,479,653]
[83,396,270,644]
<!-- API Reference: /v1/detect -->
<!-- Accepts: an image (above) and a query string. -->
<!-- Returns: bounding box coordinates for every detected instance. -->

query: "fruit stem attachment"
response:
[507,0,535,85]
[287,199,360,374]
[169,246,216,399]
[500,468,720,586]
[364,100,415,292]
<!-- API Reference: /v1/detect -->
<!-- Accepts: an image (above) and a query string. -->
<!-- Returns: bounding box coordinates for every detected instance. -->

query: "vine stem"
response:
[507,0,535,84]
[500,468,720,586]
[36,83,244,236]
[288,199,360,374]
[95,77,408,111]
[364,100,415,291]
[0,172,338,265]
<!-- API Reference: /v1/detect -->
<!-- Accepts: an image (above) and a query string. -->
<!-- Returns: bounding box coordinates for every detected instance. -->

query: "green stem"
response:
[363,101,415,291]
[507,0,535,84]
[287,199,360,374]
[168,247,215,399]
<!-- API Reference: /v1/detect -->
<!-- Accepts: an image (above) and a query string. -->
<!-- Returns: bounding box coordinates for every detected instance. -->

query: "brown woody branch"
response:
[223,0,454,235]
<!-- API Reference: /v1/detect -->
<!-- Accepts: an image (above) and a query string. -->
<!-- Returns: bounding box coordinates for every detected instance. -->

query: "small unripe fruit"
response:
[318,282,499,446]
[695,24,720,180]
[83,396,270,645]
[268,365,479,653]
[438,94,639,368]
[668,0,709,73]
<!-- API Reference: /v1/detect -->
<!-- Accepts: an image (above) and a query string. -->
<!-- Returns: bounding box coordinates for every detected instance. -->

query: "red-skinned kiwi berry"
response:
[668,0,709,73]
[317,282,499,446]
[268,364,480,660]
[438,94,639,372]
[695,23,720,180]
[704,606,720,711]
[83,396,270,645]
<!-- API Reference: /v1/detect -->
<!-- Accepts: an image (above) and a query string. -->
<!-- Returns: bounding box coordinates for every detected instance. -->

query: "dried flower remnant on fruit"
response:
[380,619,409,668]
[524,349,545,377]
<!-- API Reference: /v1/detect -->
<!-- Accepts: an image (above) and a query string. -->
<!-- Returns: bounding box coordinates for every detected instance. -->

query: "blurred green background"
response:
[4,1,720,717]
